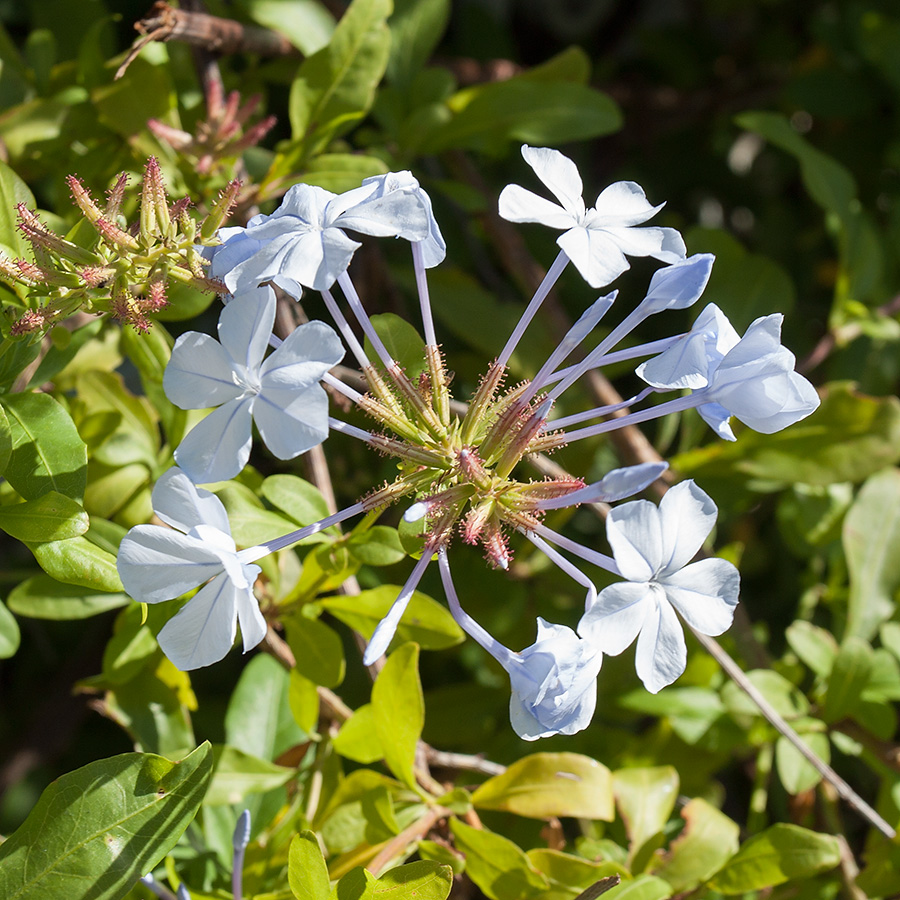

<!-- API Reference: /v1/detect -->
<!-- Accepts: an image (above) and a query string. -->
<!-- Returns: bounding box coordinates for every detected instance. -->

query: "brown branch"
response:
[367,806,449,876]
[117,1,298,79]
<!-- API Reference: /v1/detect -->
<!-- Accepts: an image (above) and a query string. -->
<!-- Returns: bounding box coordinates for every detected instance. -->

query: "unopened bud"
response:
[200,180,242,241]
[141,157,170,239]
[105,172,129,219]
[95,216,140,252]
[67,176,104,224]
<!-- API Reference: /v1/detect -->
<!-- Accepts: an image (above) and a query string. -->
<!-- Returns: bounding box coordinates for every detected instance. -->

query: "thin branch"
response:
[367,806,449,876]
[693,630,896,839]
[117,1,298,79]
[425,748,507,777]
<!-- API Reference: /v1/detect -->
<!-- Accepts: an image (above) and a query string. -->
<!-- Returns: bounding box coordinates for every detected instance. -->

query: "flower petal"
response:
[697,399,737,440]
[497,184,578,230]
[151,467,231,535]
[636,332,714,389]
[234,574,267,652]
[117,525,225,604]
[260,320,344,389]
[634,595,686,693]
[591,181,662,225]
[520,145,585,218]
[579,581,652,654]
[658,480,717,573]
[156,572,239,670]
[164,332,242,409]
[663,558,740,636]
[252,384,330,459]
[217,288,276,374]
[606,498,663,581]
[174,396,254,484]
[640,253,714,314]
[599,225,686,265]
[557,225,630,289]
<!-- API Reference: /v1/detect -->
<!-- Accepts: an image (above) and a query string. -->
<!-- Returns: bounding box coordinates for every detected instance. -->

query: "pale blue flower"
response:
[117,468,265,670]
[498,145,686,288]
[637,305,820,440]
[220,178,431,294]
[579,481,739,693]
[164,286,344,483]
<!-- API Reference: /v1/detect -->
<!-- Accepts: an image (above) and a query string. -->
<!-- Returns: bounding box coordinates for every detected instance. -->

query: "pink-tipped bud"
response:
[147,118,192,151]
[233,115,277,154]
[95,216,140,251]
[457,448,491,489]
[79,265,116,288]
[463,500,494,545]
[105,173,129,219]
[234,93,263,127]
[11,308,48,335]
[17,205,97,265]
[140,157,170,238]
[206,76,226,121]
[110,294,151,333]
[484,526,511,571]
[15,259,46,282]
[145,277,168,312]
[200,179,242,241]
[222,89,241,125]
[67,175,104,224]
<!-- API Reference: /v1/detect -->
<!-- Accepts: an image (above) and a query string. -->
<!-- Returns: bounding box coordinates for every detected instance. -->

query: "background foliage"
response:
[1,0,900,898]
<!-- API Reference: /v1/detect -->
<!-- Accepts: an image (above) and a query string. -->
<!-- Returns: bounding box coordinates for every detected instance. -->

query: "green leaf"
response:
[27,319,104,389]
[775,730,830,795]
[374,860,453,900]
[722,670,808,722]
[289,670,320,734]
[822,636,873,722]
[348,525,406,566]
[372,642,423,788]
[420,80,621,155]
[299,152,389,192]
[0,158,35,257]
[684,228,795,330]
[735,111,856,220]
[843,467,900,640]
[289,830,332,900]
[368,312,427,379]
[333,702,384,763]
[286,615,346,688]
[0,402,10,474]
[0,743,212,900]
[709,823,840,893]
[320,585,463,650]
[289,0,392,157]
[241,0,335,54]
[785,621,838,677]
[226,654,308,758]
[92,52,175,138]
[7,574,128,619]
[449,817,549,900]
[649,798,739,892]
[204,745,295,806]
[0,491,89,542]
[216,482,299,547]
[612,767,679,863]
[472,752,613,820]
[261,473,332,526]
[386,0,449,87]
[27,534,123,592]
[600,876,670,900]
[0,392,87,501]
[527,849,626,900]
[0,597,20,658]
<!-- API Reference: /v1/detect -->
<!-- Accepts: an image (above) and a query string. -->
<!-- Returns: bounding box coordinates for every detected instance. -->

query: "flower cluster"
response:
[116,145,820,739]
[0,158,231,336]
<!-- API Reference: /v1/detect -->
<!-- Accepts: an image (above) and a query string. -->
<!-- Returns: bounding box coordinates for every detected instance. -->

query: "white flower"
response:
[117,468,265,670]
[220,178,431,294]
[361,171,446,268]
[637,305,820,440]
[164,286,344,483]
[498,145,686,288]
[505,619,604,740]
[579,481,739,693]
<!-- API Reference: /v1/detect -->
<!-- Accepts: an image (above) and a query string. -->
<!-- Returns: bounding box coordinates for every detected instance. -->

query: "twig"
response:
[116,1,298,79]
[693,630,896,839]
[367,806,449,876]
[425,748,507,777]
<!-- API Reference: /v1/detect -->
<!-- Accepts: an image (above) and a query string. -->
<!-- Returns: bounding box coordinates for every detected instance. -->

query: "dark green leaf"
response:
[0,158,35,257]
[822,637,873,722]
[0,743,213,900]
[0,598,20,658]
[785,620,838,677]
[368,312,428,379]
[386,0,450,87]
[348,525,406,566]
[0,392,87,501]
